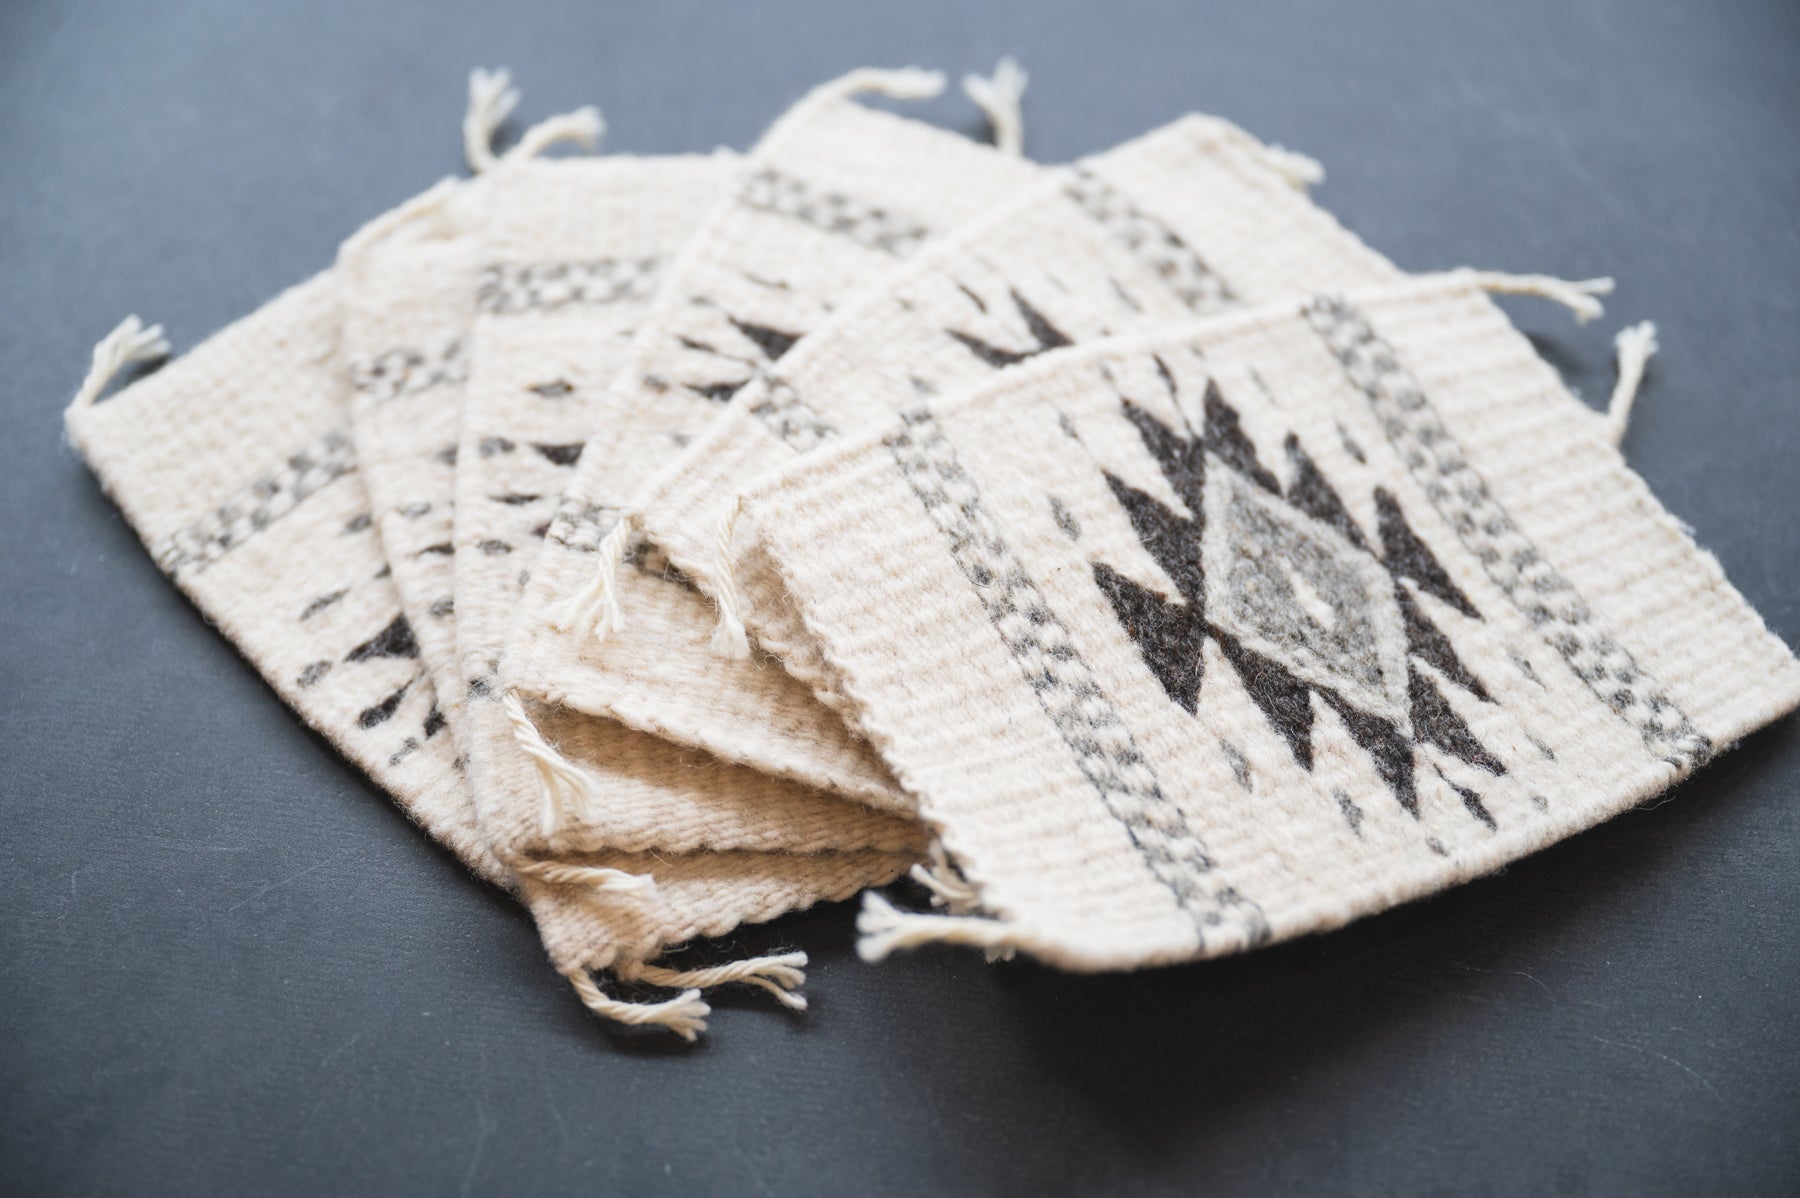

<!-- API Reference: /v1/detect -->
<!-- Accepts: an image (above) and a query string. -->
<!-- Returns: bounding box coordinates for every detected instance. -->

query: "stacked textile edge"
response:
[67,63,1800,1039]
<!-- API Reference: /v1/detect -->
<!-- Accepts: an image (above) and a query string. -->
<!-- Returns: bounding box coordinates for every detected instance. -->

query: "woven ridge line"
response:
[350,335,467,404]
[1303,296,1712,770]
[476,257,662,316]
[153,426,357,579]
[1062,168,1237,315]
[737,166,930,258]
[884,403,1268,947]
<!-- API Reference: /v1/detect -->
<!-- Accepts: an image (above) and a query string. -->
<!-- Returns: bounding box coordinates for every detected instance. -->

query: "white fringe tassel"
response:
[1262,143,1325,189]
[963,56,1028,157]
[619,951,811,1012]
[465,66,604,175]
[70,316,170,410]
[552,510,638,642]
[564,969,711,1041]
[820,66,948,105]
[1606,320,1659,445]
[909,843,981,915]
[708,498,752,660]
[514,859,657,896]
[464,67,521,173]
[501,692,597,837]
[856,891,1018,963]
[1470,271,1614,325]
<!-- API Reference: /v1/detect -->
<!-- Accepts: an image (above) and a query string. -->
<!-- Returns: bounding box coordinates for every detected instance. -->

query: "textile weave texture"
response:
[740,272,1800,971]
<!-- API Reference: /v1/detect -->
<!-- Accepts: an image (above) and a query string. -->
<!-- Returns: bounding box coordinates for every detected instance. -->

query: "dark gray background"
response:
[3,1,1796,1194]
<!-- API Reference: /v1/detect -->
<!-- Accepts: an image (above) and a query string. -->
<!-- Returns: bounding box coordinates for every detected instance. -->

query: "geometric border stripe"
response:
[738,167,930,259]
[1063,169,1238,316]
[152,426,357,580]
[476,257,662,317]
[1304,295,1711,770]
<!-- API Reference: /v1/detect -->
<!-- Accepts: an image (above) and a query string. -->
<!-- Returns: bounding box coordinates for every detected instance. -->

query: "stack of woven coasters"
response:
[66,62,1800,1039]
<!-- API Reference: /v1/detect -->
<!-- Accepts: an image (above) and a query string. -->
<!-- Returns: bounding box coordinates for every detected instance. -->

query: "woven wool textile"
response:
[339,178,489,758]
[625,115,1398,719]
[504,70,1042,813]
[739,272,1800,971]
[447,155,923,1007]
[64,274,506,883]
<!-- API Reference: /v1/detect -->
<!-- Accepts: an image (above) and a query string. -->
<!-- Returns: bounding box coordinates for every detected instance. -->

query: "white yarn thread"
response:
[820,66,948,105]
[707,497,752,660]
[505,106,605,165]
[70,316,170,410]
[856,892,1018,963]
[464,67,521,172]
[1606,320,1659,445]
[963,56,1028,156]
[514,859,657,896]
[552,509,638,642]
[1470,271,1614,325]
[619,951,811,1011]
[1262,143,1326,189]
[563,969,710,1041]
[465,66,604,175]
[501,692,597,837]
[909,843,981,915]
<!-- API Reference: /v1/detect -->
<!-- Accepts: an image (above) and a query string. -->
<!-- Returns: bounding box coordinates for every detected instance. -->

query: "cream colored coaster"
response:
[738,271,1800,973]
[65,277,507,884]
[445,151,926,1036]
[624,115,1395,712]
[338,184,490,758]
[504,68,1044,813]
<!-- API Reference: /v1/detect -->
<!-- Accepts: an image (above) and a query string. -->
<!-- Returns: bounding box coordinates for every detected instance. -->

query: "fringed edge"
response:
[465,66,604,175]
[1606,320,1659,445]
[551,510,638,642]
[814,66,948,106]
[563,968,711,1041]
[963,56,1028,156]
[1470,270,1615,325]
[514,859,657,897]
[707,497,752,660]
[856,891,1019,963]
[618,951,811,1012]
[1260,142,1326,189]
[69,316,170,411]
[501,691,598,837]
[563,950,812,1039]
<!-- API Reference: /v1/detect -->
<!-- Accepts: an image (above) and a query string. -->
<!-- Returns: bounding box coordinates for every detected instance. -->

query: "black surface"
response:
[3,2,1797,1194]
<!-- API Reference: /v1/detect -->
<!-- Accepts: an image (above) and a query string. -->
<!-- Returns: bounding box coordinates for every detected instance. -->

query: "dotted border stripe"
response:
[476,257,662,317]
[153,428,356,579]
[738,167,929,259]
[884,403,1268,948]
[1304,296,1711,770]
[1063,169,1237,315]
[350,336,467,405]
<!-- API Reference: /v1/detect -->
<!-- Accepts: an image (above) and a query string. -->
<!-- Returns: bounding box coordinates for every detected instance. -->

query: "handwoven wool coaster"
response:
[337,181,492,757]
[58,70,611,885]
[453,152,916,850]
[441,140,929,1034]
[623,114,1394,713]
[64,276,510,883]
[737,271,1800,972]
[504,68,1044,814]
